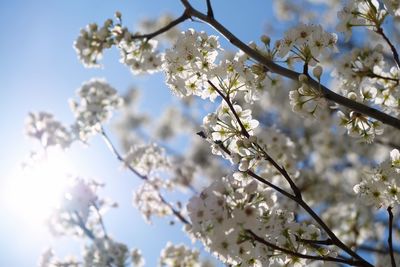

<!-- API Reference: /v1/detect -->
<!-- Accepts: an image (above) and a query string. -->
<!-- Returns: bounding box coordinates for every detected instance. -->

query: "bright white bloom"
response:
[276,23,337,63]
[25,112,72,149]
[163,29,221,97]
[70,78,123,141]
[159,242,200,267]
[354,151,400,207]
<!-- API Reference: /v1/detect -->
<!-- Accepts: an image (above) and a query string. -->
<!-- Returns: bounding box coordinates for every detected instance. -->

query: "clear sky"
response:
[0,1,273,266]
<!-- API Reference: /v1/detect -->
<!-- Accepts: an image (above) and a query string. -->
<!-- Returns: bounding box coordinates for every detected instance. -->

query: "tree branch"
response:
[205,0,214,18]
[388,206,397,267]
[180,0,400,130]
[100,127,190,225]
[132,12,190,41]
[247,230,367,267]
[376,27,400,69]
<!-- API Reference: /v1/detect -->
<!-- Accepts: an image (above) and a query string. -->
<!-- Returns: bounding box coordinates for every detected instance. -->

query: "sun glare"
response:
[4,149,72,224]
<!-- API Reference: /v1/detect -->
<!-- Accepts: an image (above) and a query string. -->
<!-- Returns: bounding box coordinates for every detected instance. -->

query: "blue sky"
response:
[0,1,273,266]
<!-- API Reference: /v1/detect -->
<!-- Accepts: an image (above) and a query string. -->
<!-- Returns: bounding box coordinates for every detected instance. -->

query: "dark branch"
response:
[247,230,367,267]
[208,80,250,138]
[206,0,214,18]
[388,206,397,267]
[132,12,190,41]
[377,27,400,69]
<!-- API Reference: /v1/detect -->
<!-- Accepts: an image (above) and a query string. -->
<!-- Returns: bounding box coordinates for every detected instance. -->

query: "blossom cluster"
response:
[333,44,399,142]
[124,143,170,176]
[74,15,163,74]
[25,112,72,149]
[275,23,337,64]
[83,237,129,267]
[163,29,220,98]
[354,149,400,207]
[159,242,200,267]
[70,78,123,141]
[337,0,386,41]
[289,73,328,119]
[133,181,172,223]
[187,173,334,266]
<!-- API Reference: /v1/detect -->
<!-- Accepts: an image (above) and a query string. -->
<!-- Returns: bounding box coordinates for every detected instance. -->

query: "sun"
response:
[3,149,72,224]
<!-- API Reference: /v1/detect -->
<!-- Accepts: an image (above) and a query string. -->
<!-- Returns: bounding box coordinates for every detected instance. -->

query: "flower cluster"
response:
[337,0,386,41]
[353,149,400,207]
[276,23,337,64]
[119,38,163,75]
[163,29,220,97]
[289,74,327,119]
[38,248,79,267]
[187,173,334,266]
[124,143,170,176]
[25,112,72,149]
[337,110,383,143]
[74,15,163,74]
[133,181,172,223]
[159,242,200,267]
[74,20,115,67]
[70,78,123,141]
[83,237,129,267]
[332,44,399,142]
[131,248,145,267]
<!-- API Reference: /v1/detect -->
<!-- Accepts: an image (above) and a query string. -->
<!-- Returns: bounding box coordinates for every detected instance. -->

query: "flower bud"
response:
[313,66,323,79]
[298,74,308,83]
[261,35,270,46]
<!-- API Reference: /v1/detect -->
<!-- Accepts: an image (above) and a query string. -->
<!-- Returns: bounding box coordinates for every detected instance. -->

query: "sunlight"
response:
[4,149,72,224]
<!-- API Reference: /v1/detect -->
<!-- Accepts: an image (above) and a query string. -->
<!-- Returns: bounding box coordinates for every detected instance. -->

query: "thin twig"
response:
[247,230,367,267]
[377,27,400,69]
[132,12,190,41]
[388,206,397,267]
[209,80,302,197]
[93,202,108,238]
[358,244,400,255]
[100,127,190,225]
[208,80,249,138]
